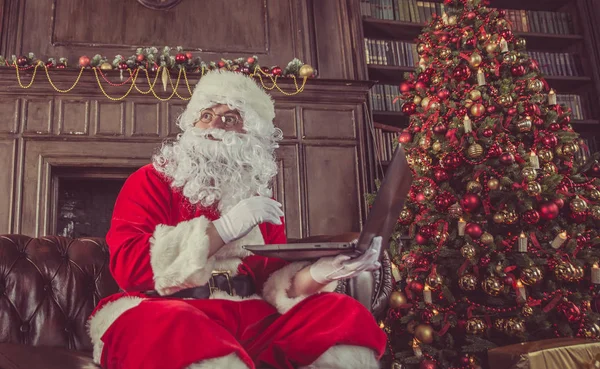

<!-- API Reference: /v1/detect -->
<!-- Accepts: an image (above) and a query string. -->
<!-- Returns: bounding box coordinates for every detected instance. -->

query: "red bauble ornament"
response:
[558,302,581,323]
[588,162,600,178]
[570,211,588,222]
[487,106,497,114]
[247,57,256,64]
[434,168,450,182]
[420,360,437,369]
[399,131,413,144]
[425,68,435,76]
[524,103,541,116]
[217,60,226,68]
[416,193,426,203]
[402,102,417,115]
[118,62,128,70]
[400,82,413,94]
[482,128,493,138]
[45,61,53,68]
[465,37,477,48]
[451,36,460,44]
[500,29,514,41]
[443,0,453,4]
[16,56,28,67]
[56,64,66,69]
[175,53,188,64]
[271,66,283,76]
[461,194,481,212]
[433,123,448,134]
[562,115,571,124]
[453,65,471,81]
[78,55,90,68]
[412,126,422,133]
[480,255,491,267]
[457,107,468,118]
[465,223,483,238]
[437,89,450,100]
[136,54,145,63]
[511,65,526,76]
[415,233,428,245]
[507,107,518,116]
[498,9,507,17]
[440,34,449,43]
[542,134,558,148]
[471,103,485,117]
[504,275,516,287]
[411,281,424,293]
[539,201,559,220]
[554,198,565,209]
[239,66,250,74]
[499,152,515,165]
[523,209,540,224]
[442,153,461,169]
[420,225,435,238]
[467,12,477,20]
[415,82,427,92]
[549,123,560,131]
[489,144,502,157]
[417,73,431,84]
[185,52,193,60]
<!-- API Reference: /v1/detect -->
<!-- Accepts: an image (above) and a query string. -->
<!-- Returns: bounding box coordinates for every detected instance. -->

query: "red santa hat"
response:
[178,70,277,139]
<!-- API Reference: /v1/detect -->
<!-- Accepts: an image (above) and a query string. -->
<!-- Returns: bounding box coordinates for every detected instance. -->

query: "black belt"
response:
[145,272,255,299]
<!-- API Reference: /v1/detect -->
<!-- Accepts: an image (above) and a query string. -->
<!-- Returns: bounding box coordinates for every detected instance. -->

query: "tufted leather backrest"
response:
[0,235,119,351]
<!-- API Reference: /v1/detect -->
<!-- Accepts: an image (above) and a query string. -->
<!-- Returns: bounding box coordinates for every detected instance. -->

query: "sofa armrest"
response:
[0,343,97,369]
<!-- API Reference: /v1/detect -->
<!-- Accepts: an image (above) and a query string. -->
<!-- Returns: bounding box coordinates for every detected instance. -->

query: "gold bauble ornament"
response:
[461,244,477,259]
[432,141,442,152]
[448,15,458,25]
[389,290,408,309]
[459,274,478,291]
[555,144,564,157]
[431,76,442,85]
[555,261,577,282]
[589,189,600,200]
[468,143,484,158]
[504,210,518,224]
[439,48,451,59]
[505,318,526,336]
[429,101,441,111]
[417,43,428,55]
[470,52,482,68]
[413,96,422,105]
[481,276,503,296]
[493,212,505,223]
[485,43,498,55]
[469,89,482,101]
[562,142,578,156]
[478,32,490,42]
[517,117,533,132]
[99,62,113,70]
[498,95,513,107]
[542,162,558,175]
[591,206,600,220]
[525,182,542,196]
[528,79,544,93]
[399,208,414,223]
[415,324,434,344]
[481,232,494,245]
[522,305,534,317]
[582,322,600,339]
[521,167,537,182]
[423,186,436,200]
[464,99,474,108]
[426,274,444,290]
[466,318,487,335]
[487,178,500,190]
[434,20,444,30]
[299,64,315,77]
[421,97,431,108]
[467,180,483,193]
[521,266,543,285]
[503,53,517,65]
[516,38,527,49]
[538,149,554,163]
[419,136,431,149]
[449,203,463,219]
[570,196,588,212]
[494,318,507,332]
[574,264,584,280]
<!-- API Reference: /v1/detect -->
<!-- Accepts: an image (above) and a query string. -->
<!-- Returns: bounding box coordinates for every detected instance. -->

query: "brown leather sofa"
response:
[0,234,393,369]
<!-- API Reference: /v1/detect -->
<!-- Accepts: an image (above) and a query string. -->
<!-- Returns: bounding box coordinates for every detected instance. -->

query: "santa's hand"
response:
[213,197,284,244]
[309,237,382,284]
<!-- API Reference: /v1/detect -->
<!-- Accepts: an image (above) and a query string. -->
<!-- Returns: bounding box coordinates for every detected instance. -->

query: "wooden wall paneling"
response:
[131,101,161,137]
[273,143,302,240]
[274,105,298,138]
[56,99,90,136]
[9,0,309,69]
[22,98,53,134]
[19,139,159,236]
[167,101,186,137]
[0,139,17,233]
[93,100,126,136]
[0,97,20,133]
[302,107,356,139]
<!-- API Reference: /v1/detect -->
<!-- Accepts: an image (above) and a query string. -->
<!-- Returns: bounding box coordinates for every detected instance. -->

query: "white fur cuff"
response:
[299,345,379,369]
[262,261,338,314]
[87,296,145,363]
[150,216,215,295]
[188,353,250,369]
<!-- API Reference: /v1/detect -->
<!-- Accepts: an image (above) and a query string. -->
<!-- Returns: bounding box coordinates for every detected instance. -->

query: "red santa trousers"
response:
[99,292,386,369]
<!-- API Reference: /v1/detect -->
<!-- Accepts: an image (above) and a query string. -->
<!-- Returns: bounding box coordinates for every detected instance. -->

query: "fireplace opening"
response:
[51,167,135,238]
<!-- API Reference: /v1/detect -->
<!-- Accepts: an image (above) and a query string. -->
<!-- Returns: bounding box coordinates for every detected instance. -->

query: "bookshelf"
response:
[359,0,600,171]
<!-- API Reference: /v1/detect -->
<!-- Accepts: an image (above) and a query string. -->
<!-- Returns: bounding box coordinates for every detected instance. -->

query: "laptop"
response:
[243,144,413,261]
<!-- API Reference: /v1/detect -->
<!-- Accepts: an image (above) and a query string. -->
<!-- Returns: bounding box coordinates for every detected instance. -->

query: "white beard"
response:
[152,127,278,212]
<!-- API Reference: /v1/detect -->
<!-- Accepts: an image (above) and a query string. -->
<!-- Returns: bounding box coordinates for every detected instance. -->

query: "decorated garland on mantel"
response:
[0,46,316,101]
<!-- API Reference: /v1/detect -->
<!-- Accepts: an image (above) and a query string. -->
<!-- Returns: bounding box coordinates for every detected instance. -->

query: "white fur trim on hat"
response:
[178,71,279,140]
[262,261,338,314]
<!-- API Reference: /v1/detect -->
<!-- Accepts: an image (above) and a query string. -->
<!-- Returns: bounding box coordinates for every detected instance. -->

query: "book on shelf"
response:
[360,0,574,35]
[529,51,581,77]
[373,123,403,162]
[369,84,401,112]
[556,94,584,120]
[365,38,417,66]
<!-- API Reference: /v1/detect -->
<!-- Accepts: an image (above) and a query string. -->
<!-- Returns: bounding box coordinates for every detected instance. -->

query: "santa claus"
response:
[87,70,387,369]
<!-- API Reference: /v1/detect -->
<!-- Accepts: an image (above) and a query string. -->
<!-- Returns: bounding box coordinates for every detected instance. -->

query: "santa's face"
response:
[153,104,278,211]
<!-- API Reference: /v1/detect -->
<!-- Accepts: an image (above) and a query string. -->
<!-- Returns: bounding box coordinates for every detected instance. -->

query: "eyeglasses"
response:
[198,109,243,128]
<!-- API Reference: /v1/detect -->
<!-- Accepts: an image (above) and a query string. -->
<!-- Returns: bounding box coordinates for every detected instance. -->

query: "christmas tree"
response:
[381,0,600,368]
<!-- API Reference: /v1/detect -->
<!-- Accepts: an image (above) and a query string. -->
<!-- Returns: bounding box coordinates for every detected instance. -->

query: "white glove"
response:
[309,236,383,284]
[213,197,284,244]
